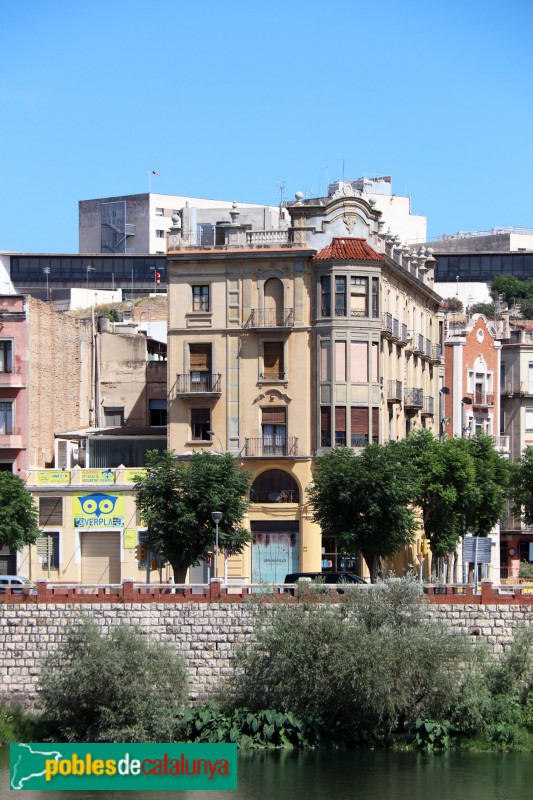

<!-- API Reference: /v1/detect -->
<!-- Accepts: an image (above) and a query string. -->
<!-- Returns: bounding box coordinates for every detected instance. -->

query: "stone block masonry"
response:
[0,602,531,706]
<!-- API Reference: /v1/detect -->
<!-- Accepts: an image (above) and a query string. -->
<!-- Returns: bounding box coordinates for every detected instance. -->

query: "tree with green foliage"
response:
[307,444,419,582]
[39,617,187,742]
[135,450,252,582]
[469,302,495,318]
[397,431,472,562]
[464,432,509,537]
[490,275,529,305]
[400,431,509,581]
[0,472,39,552]
[510,445,533,526]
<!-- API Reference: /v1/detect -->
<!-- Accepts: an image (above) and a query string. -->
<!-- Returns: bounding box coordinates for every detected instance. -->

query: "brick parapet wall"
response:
[0,601,531,706]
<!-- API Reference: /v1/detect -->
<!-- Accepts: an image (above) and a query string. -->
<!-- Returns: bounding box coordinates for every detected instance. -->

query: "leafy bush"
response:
[225,576,474,740]
[38,617,188,742]
[519,561,533,581]
[176,706,324,749]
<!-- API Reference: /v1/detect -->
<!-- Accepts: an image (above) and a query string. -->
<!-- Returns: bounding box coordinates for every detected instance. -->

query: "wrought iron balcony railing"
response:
[244,309,294,329]
[387,380,402,403]
[175,373,221,394]
[404,387,423,408]
[243,436,298,457]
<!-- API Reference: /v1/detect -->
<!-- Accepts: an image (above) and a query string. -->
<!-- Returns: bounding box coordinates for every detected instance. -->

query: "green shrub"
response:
[225,576,474,739]
[38,617,187,742]
[176,706,324,749]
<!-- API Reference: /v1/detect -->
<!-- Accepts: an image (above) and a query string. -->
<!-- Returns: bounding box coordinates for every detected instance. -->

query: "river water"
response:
[2,748,532,799]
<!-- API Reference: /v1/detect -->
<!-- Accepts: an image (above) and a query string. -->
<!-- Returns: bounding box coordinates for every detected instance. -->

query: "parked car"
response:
[283,572,366,593]
[0,575,37,595]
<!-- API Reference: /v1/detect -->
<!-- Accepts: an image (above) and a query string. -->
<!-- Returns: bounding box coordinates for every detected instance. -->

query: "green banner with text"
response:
[10,743,237,791]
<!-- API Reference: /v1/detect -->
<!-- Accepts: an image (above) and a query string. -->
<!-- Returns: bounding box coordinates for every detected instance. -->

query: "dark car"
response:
[284,572,366,592]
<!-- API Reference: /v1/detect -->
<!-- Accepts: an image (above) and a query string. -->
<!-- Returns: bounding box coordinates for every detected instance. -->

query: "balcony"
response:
[398,323,408,346]
[473,391,494,407]
[430,343,443,363]
[258,372,286,382]
[404,387,423,409]
[243,436,298,458]
[387,380,402,404]
[175,373,221,396]
[381,312,400,340]
[0,426,23,449]
[421,396,435,416]
[491,435,510,452]
[0,366,25,388]
[243,309,294,329]
[424,338,432,359]
[413,334,425,355]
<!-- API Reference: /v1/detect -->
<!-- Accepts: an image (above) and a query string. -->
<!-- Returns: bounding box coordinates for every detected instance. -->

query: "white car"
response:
[0,575,37,595]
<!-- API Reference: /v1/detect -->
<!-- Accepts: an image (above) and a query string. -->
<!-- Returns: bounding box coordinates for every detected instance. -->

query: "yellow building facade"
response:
[21,468,148,584]
[167,191,444,582]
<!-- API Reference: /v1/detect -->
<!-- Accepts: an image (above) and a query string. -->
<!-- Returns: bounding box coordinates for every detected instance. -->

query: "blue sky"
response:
[1,0,532,253]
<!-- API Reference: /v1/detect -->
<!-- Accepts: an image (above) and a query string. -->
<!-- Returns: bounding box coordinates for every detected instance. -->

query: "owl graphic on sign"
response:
[78,493,119,517]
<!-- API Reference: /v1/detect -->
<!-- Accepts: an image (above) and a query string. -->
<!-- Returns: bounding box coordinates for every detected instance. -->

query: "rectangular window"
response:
[350,277,368,317]
[262,407,287,455]
[526,409,533,432]
[335,276,346,316]
[104,407,124,426]
[39,532,59,571]
[350,342,368,383]
[372,342,379,383]
[189,344,212,374]
[321,406,331,447]
[155,207,164,216]
[335,341,346,382]
[351,407,368,447]
[335,406,346,447]
[320,341,330,382]
[372,407,379,442]
[372,278,379,318]
[320,276,331,317]
[191,408,210,440]
[192,285,210,312]
[263,342,284,380]
[149,399,167,427]
[39,497,63,526]
[529,363,533,394]
[0,401,14,434]
[156,230,165,238]
[0,341,13,373]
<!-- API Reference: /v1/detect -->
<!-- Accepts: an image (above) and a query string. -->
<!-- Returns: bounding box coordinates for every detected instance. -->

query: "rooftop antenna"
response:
[276,182,286,211]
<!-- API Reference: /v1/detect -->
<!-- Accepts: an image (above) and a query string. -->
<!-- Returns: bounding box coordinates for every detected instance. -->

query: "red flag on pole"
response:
[155,271,161,285]
[151,170,160,175]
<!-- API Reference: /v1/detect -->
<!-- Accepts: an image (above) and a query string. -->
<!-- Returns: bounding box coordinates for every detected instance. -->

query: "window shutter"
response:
[351,408,368,435]
[262,407,286,425]
[39,497,63,526]
[264,343,283,374]
[189,344,211,372]
[335,407,346,431]
[372,408,379,438]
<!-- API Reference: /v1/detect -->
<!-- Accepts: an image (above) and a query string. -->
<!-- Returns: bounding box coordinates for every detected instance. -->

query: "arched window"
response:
[263,278,284,326]
[250,470,300,503]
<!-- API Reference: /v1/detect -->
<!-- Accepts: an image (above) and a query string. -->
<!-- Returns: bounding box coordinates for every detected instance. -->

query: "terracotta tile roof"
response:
[313,238,383,262]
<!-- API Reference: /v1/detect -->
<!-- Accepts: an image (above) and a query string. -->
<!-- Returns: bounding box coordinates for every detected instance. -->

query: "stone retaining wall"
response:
[1,603,531,705]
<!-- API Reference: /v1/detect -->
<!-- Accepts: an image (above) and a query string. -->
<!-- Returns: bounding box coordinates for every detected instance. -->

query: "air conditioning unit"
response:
[55,440,87,469]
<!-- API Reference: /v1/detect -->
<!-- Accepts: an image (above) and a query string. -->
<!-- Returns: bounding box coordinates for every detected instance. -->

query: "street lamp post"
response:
[86,265,95,300]
[439,386,450,443]
[461,396,473,437]
[211,511,223,579]
[207,430,224,454]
